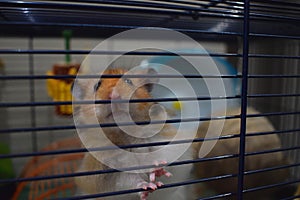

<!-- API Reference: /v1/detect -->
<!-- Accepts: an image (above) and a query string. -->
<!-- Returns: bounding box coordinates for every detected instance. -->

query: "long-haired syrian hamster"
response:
[72,67,195,200]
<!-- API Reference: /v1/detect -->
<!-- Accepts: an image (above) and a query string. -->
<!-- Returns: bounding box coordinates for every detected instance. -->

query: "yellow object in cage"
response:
[46,64,78,116]
[172,101,182,111]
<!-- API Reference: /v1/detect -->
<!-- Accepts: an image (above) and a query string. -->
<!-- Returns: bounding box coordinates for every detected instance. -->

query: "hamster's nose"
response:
[109,89,120,99]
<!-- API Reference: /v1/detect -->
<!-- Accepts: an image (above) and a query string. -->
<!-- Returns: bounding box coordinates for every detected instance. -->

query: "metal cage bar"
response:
[0,0,299,199]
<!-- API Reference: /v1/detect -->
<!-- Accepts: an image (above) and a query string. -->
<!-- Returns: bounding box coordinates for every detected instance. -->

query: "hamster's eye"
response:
[124,78,133,85]
[94,80,101,92]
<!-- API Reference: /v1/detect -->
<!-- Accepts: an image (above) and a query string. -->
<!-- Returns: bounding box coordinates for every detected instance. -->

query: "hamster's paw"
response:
[137,161,171,200]
[137,181,157,200]
[138,181,157,191]
[150,161,172,182]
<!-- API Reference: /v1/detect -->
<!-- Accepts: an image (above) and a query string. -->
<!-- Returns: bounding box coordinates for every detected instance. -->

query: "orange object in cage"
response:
[12,137,84,200]
[46,63,80,116]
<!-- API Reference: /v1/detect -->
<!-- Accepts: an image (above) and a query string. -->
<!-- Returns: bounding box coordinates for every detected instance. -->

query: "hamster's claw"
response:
[137,161,171,200]
[139,182,157,191]
[138,182,157,200]
[139,179,166,199]
[150,161,172,182]
[150,168,172,182]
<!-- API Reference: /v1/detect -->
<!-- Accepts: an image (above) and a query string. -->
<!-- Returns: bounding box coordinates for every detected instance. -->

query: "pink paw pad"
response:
[150,168,172,181]
[150,161,172,182]
[138,182,157,200]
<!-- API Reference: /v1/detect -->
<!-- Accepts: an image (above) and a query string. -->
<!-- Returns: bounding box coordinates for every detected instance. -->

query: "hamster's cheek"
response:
[95,104,111,120]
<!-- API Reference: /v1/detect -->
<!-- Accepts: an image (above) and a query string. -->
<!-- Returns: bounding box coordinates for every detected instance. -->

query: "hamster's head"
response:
[72,68,159,124]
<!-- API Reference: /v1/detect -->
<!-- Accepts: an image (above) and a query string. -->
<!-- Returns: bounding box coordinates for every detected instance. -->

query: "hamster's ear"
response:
[133,68,158,92]
[144,68,158,92]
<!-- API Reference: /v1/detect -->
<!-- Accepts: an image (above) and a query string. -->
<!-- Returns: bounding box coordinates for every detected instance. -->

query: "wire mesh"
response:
[0,0,299,199]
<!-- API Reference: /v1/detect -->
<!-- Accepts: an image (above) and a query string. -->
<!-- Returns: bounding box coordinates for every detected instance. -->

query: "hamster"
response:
[192,106,293,200]
[72,68,195,200]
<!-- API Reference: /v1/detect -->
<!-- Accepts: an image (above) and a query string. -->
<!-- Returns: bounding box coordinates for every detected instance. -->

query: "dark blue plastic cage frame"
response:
[0,0,300,199]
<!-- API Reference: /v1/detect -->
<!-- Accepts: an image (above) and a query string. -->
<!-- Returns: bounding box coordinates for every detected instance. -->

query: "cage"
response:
[0,0,300,200]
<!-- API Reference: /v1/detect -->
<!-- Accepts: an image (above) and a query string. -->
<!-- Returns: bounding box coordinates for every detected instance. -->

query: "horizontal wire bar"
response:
[248,75,300,78]
[0,1,299,199]
[248,93,300,98]
[53,187,146,200]
[227,0,300,11]
[245,162,300,176]
[1,74,300,82]
[250,3,300,16]
[247,111,300,118]
[0,154,239,184]
[2,1,300,24]
[250,12,300,22]
[197,192,235,200]
[0,129,287,158]
[0,163,163,184]
[0,133,241,159]
[0,114,240,134]
[2,127,299,160]
[245,145,300,157]
[0,95,240,107]
[246,128,300,138]
[2,8,299,28]
[225,0,300,23]
[0,0,244,18]
[54,174,237,200]
[0,49,91,54]
[1,111,300,134]
[0,21,244,37]
[1,49,299,59]
[1,148,297,187]
[0,49,241,57]
[248,54,300,59]
[162,0,242,12]
[0,100,73,107]
[243,179,300,194]
[0,1,190,17]
[16,0,235,15]
[0,117,212,134]
[0,8,243,24]
[0,6,238,22]
[70,0,243,18]
[9,156,300,199]
[250,33,300,40]
[252,0,300,8]
[4,0,300,22]
[0,74,241,80]
[0,2,298,37]
[0,124,77,134]
[0,147,87,159]
[54,6,242,21]
[3,125,300,159]
[0,145,297,185]
[2,74,300,80]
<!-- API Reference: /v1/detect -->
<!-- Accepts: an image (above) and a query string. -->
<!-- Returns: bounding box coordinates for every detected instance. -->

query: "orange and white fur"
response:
[72,68,195,200]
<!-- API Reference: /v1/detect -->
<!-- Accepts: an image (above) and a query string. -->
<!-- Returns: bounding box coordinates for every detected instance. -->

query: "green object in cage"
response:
[0,142,16,200]
[0,142,14,180]
[63,30,72,64]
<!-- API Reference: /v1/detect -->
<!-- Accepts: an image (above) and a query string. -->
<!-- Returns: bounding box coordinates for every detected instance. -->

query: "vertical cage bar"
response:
[29,36,37,152]
[237,0,250,199]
